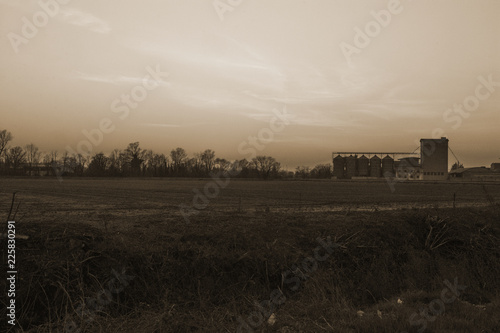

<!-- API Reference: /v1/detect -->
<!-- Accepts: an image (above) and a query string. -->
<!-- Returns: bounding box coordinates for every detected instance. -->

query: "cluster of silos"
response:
[358,155,369,176]
[345,155,357,178]
[333,155,345,178]
[370,155,381,177]
[382,155,395,176]
[332,154,394,179]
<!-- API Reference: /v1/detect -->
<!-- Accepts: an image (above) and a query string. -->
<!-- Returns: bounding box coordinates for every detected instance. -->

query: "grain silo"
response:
[358,155,369,176]
[382,155,394,176]
[370,155,381,177]
[420,137,449,180]
[345,155,357,178]
[333,155,345,179]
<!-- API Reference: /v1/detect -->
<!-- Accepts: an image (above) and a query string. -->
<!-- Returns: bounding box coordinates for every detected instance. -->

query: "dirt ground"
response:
[1,178,500,221]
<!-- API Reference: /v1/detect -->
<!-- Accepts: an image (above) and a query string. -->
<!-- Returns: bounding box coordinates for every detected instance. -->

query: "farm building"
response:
[394,157,422,180]
[331,137,499,182]
[332,137,449,180]
[449,166,500,181]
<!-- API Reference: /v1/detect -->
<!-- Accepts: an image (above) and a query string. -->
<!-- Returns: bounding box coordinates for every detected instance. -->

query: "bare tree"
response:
[200,149,216,174]
[151,153,168,176]
[76,154,88,175]
[87,153,109,176]
[251,156,281,179]
[125,142,144,175]
[310,164,332,179]
[25,143,41,176]
[295,166,310,179]
[118,150,130,174]
[62,151,69,173]
[451,162,464,170]
[125,142,142,159]
[0,129,13,158]
[141,149,154,175]
[170,147,187,173]
[49,150,58,163]
[42,153,53,176]
[107,149,121,175]
[214,157,231,172]
[235,159,249,170]
[6,146,26,174]
[44,150,60,176]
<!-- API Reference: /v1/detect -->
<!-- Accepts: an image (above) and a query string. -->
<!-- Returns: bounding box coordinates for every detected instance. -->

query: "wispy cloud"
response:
[139,122,217,128]
[58,8,111,34]
[271,136,318,144]
[140,123,181,128]
[73,71,168,87]
[74,71,141,85]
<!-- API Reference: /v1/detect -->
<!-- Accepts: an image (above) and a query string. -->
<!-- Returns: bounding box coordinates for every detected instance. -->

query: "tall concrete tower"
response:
[420,137,449,180]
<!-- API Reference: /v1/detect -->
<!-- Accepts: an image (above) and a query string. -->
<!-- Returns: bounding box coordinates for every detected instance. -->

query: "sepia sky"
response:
[1,0,499,169]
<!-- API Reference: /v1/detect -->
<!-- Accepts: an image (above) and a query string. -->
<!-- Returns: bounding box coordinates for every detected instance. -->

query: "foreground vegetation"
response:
[2,198,499,332]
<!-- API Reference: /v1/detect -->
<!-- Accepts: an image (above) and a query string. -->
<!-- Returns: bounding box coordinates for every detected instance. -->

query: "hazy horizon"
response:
[1,0,499,169]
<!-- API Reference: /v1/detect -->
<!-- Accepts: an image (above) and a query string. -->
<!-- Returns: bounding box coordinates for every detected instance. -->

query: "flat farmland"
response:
[1,178,500,332]
[1,178,500,225]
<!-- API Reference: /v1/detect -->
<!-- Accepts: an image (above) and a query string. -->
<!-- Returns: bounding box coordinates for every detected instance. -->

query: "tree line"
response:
[0,129,332,179]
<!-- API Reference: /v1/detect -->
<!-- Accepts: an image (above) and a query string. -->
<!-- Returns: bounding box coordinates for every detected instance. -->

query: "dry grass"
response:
[1,179,500,332]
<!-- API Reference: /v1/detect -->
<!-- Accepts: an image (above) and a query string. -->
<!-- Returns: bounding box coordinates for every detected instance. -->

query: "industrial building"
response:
[449,164,500,181]
[395,157,421,180]
[332,137,449,180]
[420,137,449,180]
